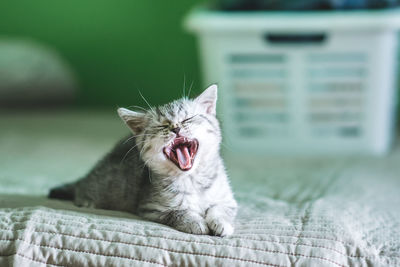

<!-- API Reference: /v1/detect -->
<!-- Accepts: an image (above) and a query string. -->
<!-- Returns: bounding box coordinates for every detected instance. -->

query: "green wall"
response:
[0,0,202,107]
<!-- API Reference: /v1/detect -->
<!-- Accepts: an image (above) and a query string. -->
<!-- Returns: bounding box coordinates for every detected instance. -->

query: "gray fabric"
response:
[0,111,399,266]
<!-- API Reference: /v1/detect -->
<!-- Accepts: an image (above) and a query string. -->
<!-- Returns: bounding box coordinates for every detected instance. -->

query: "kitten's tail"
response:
[48,183,75,200]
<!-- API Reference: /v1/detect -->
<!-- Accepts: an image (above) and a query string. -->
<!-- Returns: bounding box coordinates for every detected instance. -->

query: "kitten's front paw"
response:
[207,218,234,237]
[175,219,210,235]
[162,211,210,235]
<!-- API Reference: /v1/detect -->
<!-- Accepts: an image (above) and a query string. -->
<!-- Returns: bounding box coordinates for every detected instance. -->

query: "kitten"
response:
[49,85,237,236]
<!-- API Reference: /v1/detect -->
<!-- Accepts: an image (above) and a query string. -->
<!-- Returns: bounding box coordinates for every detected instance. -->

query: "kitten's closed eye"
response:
[154,124,170,130]
[182,115,197,124]
[154,116,197,132]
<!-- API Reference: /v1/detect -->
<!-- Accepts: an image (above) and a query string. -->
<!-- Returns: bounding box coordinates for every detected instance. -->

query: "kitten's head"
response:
[118,84,221,176]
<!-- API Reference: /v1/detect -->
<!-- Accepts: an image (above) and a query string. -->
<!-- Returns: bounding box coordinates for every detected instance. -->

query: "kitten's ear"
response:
[117,108,146,134]
[195,84,218,115]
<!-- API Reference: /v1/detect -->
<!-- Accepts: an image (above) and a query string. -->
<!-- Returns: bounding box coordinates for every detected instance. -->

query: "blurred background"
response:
[1,0,399,195]
[0,0,201,107]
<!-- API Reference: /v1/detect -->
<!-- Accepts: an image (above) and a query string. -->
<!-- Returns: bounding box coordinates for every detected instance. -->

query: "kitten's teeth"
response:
[164,137,198,171]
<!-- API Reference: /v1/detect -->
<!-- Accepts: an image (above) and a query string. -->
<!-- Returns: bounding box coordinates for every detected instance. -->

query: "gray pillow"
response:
[0,38,77,106]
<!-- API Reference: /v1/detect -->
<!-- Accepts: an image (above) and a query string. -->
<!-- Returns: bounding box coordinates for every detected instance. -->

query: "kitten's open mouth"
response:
[163,137,199,171]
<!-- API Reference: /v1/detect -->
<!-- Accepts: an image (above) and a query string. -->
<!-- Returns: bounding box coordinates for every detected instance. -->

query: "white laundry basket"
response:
[186,8,400,155]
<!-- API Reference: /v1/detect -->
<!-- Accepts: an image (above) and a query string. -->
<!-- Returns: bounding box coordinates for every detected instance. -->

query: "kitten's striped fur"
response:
[49,85,237,236]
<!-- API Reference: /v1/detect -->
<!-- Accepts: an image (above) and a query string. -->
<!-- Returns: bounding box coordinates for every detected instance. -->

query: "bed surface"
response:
[1,111,400,266]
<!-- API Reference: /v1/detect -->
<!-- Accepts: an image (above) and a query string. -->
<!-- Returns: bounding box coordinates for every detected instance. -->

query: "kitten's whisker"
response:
[182,74,186,99]
[121,146,137,163]
[139,142,149,157]
[120,140,147,163]
[126,105,147,112]
[133,133,157,138]
[138,90,155,113]
[142,157,152,167]
[141,155,155,171]
[188,80,194,98]
[123,134,156,144]
[123,135,136,144]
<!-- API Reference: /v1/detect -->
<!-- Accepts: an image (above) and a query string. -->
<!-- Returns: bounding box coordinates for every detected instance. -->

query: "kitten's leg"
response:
[74,197,96,208]
[73,184,97,209]
[205,204,237,237]
[159,209,210,235]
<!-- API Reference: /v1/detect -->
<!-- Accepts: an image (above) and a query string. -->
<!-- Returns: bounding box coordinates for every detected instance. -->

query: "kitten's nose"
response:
[171,127,181,135]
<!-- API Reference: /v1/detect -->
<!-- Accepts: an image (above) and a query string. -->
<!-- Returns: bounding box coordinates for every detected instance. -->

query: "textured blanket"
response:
[0,112,399,266]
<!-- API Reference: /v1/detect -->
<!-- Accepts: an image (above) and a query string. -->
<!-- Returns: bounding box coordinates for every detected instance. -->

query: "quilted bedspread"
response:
[1,112,400,266]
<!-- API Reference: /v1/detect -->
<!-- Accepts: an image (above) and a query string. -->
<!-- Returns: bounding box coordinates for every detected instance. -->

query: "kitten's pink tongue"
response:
[176,146,191,170]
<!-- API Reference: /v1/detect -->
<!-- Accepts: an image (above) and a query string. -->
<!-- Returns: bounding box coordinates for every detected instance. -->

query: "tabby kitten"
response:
[49,85,237,236]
